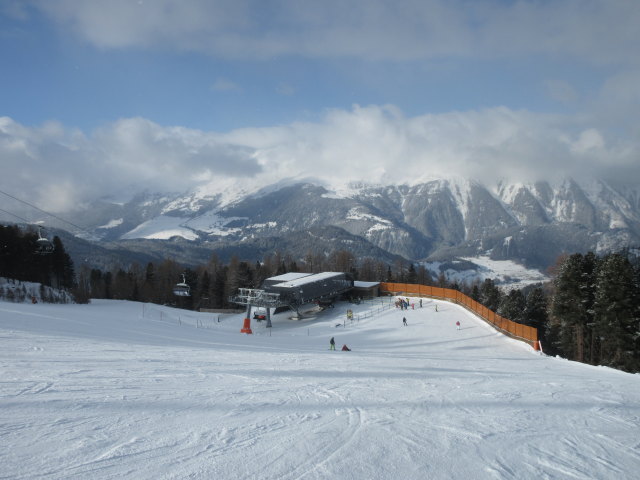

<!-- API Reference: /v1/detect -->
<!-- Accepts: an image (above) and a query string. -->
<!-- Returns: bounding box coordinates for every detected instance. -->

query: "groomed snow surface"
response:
[1,297,639,480]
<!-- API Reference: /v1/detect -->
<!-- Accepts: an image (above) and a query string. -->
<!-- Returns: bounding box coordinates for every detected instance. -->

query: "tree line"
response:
[3,223,638,372]
[0,225,75,291]
[545,251,640,373]
[78,248,640,373]
[450,251,640,372]
[72,250,425,309]
[73,245,552,332]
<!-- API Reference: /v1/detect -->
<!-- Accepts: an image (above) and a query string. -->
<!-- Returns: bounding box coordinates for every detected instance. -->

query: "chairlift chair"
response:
[173,274,191,297]
[35,227,54,255]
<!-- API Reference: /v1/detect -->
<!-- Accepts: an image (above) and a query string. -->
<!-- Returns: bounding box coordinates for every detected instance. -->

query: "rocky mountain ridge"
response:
[66,177,640,272]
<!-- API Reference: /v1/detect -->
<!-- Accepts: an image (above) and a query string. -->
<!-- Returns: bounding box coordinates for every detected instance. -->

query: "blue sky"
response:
[1,0,639,211]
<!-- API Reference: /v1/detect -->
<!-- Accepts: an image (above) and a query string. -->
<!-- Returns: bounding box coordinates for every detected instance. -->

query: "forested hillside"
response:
[546,251,640,372]
[0,225,75,290]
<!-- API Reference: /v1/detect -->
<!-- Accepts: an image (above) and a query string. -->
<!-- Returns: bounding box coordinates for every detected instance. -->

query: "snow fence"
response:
[380,282,539,347]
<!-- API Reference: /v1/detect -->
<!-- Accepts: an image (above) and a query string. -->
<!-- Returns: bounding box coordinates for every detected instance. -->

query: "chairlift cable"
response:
[0,189,192,266]
[0,207,32,224]
[0,207,55,254]
[0,188,88,234]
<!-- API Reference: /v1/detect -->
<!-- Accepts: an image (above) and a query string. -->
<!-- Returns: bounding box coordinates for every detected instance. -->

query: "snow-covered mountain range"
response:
[63,176,640,278]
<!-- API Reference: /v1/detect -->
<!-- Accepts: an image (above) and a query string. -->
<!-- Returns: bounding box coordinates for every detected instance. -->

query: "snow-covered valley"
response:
[1,298,639,479]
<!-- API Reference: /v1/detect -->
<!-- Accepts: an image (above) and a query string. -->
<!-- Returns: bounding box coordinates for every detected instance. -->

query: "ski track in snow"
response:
[1,299,640,479]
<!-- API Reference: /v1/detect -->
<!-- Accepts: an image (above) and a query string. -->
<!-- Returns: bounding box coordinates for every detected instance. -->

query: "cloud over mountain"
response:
[1,104,638,212]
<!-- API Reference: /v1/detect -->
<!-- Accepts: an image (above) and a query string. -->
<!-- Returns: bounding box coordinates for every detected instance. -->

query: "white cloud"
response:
[571,128,605,155]
[2,105,637,212]
[0,116,261,211]
[224,106,621,187]
[35,0,640,67]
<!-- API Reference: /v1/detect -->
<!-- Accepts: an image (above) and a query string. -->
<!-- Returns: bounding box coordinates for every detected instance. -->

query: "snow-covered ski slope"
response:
[1,297,639,480]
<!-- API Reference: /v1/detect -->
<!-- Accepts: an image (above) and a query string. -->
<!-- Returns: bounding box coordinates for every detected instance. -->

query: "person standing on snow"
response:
[403,317,407,326]
[329,337,336,350]
[456,321,461,330]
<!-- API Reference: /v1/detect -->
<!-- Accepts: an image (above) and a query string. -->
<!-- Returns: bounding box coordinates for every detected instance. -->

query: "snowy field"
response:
[1,297,639,480]
[426,256,549,290]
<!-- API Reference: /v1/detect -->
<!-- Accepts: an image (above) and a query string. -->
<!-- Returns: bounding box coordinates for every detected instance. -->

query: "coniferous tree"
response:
[0,225,34,281]
[254,261,269,288]
[212,265,227,308]
[130,274,140,302]
[523,287,548,329]
[634,256,640,363]
[407,264,418,284]
[141,262,156,302]
[48,236,75,289]
[592,253,639,371]
[498,289,526,323]
[470,283,481,302]
[155,259,181,305]
[385,265,393,282]
[392,259,406,283]
[112,268,129,299]
[103,271,113,299]
[581,252,598,363]
[225,256,251,307]
[479,279,501,312]
[199,269,211,307]
[89,268,104,298]
[548,253,595,362]
[205,253,226,308]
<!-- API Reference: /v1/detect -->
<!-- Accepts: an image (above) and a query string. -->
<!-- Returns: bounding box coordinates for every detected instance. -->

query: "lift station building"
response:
[262,272,354,308]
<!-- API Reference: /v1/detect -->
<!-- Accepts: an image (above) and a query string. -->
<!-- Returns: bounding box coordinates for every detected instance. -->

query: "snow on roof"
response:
[274,272,347,288]
[354,281,379,288]
[265,272,312,282]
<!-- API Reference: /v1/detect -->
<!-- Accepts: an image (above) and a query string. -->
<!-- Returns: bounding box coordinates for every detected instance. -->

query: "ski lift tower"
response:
[229,288,287,333]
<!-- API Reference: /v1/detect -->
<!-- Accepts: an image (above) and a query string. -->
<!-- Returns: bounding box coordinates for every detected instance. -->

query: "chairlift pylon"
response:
[173,273,191,297]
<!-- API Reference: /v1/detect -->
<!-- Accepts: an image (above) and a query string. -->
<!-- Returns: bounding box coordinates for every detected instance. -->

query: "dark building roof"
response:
[262,272,354,306]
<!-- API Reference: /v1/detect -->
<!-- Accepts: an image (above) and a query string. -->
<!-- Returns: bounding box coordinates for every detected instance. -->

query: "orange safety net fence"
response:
[380,282,538,347]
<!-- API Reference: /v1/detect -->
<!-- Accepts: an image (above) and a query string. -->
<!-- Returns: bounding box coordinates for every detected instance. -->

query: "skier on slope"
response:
[329,337,336,350]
